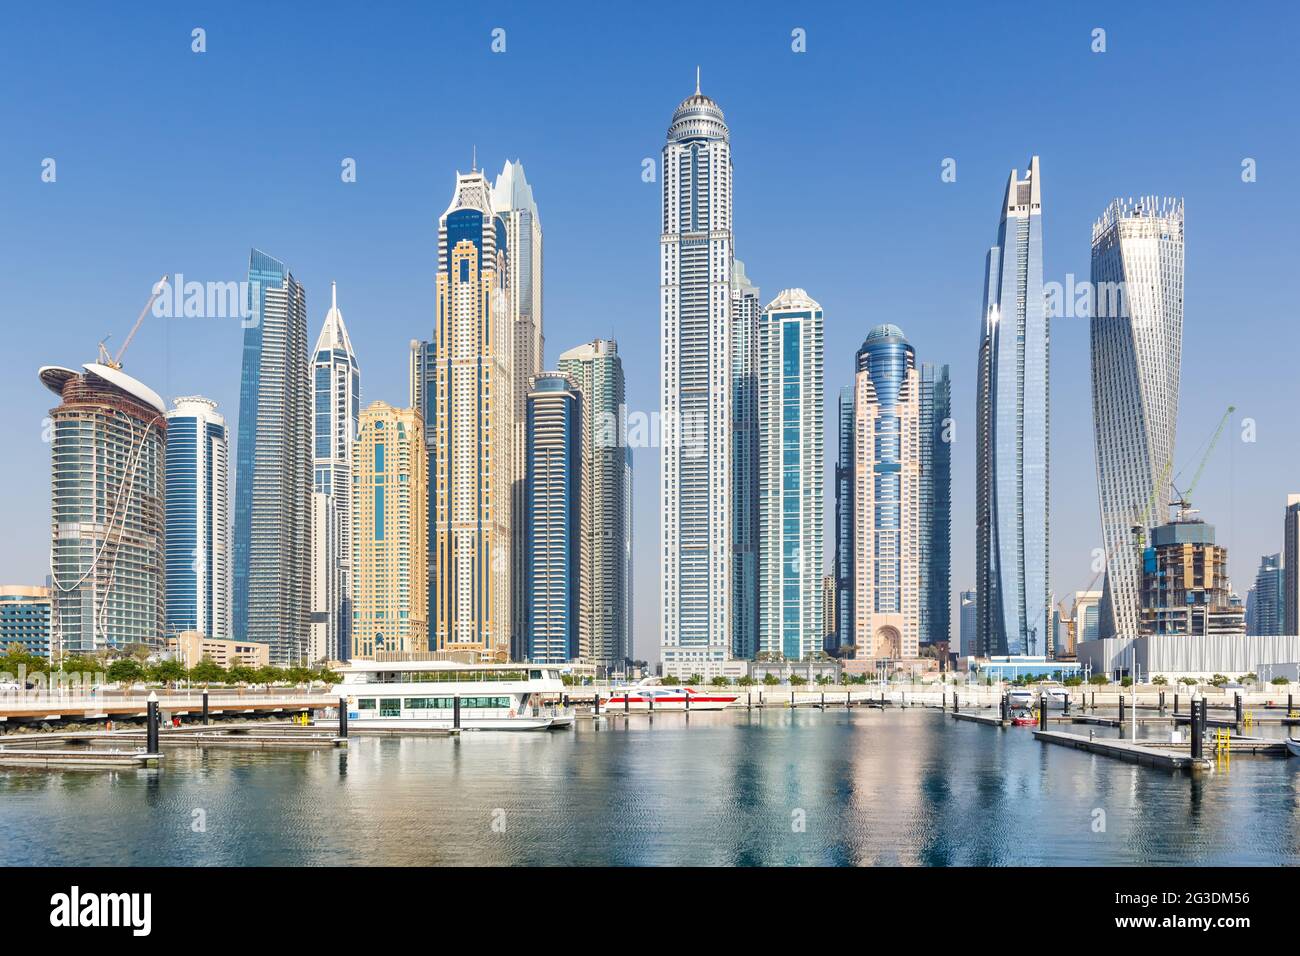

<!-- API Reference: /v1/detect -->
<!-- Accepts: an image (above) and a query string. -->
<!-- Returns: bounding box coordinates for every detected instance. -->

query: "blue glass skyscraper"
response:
[165,396,230,638]
[919,363,951,647]
[524,374,582,664]
[232,249,311,663]
[976,156,1049,657]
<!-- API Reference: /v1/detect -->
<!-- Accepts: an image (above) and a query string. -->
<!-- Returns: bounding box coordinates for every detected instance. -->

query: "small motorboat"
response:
[1286,737,1300,758]
[1010,708,1037,727]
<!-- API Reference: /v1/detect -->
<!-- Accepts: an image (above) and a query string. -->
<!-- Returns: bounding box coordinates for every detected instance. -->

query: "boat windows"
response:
[380,698,401,717]
[357,699,376,710]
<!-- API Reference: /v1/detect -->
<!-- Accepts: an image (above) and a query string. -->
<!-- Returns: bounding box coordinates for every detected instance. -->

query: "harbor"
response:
[3,705,1299,867]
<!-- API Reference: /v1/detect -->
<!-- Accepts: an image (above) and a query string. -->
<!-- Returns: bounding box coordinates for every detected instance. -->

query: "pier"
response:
[1032,729,1213,772]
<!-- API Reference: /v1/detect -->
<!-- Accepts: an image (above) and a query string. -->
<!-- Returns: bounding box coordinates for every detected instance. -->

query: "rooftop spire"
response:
[331,280,337,311]
[695,65,701,95]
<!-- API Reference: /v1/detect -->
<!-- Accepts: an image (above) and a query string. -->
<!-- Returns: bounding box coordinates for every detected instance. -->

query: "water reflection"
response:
[1,710,1298,866]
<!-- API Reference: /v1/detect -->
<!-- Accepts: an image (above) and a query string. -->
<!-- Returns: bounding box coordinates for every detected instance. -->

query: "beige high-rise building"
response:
[414,171,514,660]
[351,402,428,657]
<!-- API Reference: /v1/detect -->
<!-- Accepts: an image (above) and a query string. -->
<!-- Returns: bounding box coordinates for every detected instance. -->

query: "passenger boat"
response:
[1285,737,1300,758]
[599,681,739,712]
[336,659,573,731]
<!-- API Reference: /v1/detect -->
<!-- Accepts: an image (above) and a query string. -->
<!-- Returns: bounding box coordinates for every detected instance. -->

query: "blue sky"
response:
[2,1,1296,660]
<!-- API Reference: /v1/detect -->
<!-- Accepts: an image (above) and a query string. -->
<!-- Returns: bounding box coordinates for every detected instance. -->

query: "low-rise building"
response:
[0,585,52,658]
[166,631,270,669]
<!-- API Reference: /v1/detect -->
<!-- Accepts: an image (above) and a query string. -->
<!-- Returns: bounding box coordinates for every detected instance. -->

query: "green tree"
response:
[147,659,185,685]
[1151,674,1168,685]
[1210,674,1229,687]
[256,665,286,685]
[1088,674,1110,686]
[710,675,730,687]
[1271,676,1291,685]
[227,664,257,685]
[790,674,808,686]
[106,658,144,685]
[815,674,831,686]
[762,673,780,686]
[1179,677,1199,686]
[1120,676,1133,688]
[737,675,755,687]
[189,657,227,685]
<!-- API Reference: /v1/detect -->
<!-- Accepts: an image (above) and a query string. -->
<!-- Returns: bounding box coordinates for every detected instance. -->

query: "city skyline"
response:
[3,5,1296,664]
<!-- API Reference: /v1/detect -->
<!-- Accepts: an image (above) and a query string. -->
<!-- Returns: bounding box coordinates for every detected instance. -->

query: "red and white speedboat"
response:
[600,681,739,712]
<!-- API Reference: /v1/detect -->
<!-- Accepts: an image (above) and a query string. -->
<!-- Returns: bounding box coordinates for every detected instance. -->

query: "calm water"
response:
[3,708,1299,866]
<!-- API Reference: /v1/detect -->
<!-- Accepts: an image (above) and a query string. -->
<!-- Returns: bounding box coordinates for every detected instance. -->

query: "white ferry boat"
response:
[599,680,739,712]
[337,659,574,731]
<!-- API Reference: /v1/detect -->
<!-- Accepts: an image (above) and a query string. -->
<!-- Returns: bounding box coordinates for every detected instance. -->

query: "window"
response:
[357,699,376,711]
[380,698,401,717]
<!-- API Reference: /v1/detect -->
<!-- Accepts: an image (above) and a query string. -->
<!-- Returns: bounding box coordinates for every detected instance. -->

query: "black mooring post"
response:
[821,691,826,709]
[747,692,751,709]
[453,696,461,729]
[593,692,600,716]
[1289,693,1294,717]
[1235,692,1244,728]
[338,697,348,738]
[1119,693,1126,726]
[1159,690,1166,715]
[1190,700,1203,759]
[648,691,654,713]
[1063,692,1071,716]
[146,699,160,755]
[202,690,209,726]
[1174,692,1179,716]
[954,691,960,713]
[684,688,690,711]
[1038,694,1047,731]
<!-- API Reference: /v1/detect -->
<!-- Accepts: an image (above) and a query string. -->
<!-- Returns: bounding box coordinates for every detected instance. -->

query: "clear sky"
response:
[2,1,1297,661]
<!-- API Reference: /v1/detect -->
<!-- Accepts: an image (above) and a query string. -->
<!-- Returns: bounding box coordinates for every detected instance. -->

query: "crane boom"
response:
[1171,404,1235,520]
[109,276,168,369]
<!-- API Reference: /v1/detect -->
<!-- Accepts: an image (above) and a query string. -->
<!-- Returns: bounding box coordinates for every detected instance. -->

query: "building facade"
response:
[166,631,269,669]
[958,589,976,658]
[310,283,360,663]
[1249,553,1283,636]
[0,586,52,658]
[976,157,1050,657]
[757,290,824,660]
[1285,495,1300,635]
[1090,197,1184,639]
[1139,518,1245,637]
[821,575,837,652]
[232,249,311,664]
[557,339,630,670]
[730,259,761,661]
[919,362,951,647]
[418,171,513,659]
[165,396,230,639]
[833,386,855,656]
[40,362,167,653]
[524,374,583,664]
[351,402,428,657]
[492,160,543,661]
[852,325,921,661]
[660,75,735,678]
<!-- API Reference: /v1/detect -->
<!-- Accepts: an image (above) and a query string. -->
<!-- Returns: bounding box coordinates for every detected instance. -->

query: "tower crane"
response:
[97,276,168,369]
[1170,405,1236,522]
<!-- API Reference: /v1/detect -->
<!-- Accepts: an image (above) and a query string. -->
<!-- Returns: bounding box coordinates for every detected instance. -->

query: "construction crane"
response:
[97,275,168,369]
[1170,404,1236,522]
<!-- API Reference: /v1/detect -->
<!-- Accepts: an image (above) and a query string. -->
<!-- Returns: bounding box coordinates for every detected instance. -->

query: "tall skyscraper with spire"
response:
[492,160,543,662]
[419,169,513,658]
[975,157,1049,657]
[1090,197,1183,638]
[660,71,734,678]
[232,249,311,664]
[310,283,360,662]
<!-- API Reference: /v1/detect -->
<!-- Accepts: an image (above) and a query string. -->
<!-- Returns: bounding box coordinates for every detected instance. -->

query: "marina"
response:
[3,706,1299,866]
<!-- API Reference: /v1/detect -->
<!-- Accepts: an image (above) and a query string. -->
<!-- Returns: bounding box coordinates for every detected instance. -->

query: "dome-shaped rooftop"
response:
[667,68,728,143]
[863,324,909,346]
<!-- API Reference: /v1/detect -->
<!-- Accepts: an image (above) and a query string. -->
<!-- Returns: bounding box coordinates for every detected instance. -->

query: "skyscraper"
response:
[0,586,51,658]
[852,325,921,661]
[1250,553,1284,636]
[757,289,824,660]
[1139,516,1244,636]
[422,171,513,658]
[165,396,230,639]
[492,160,543,662]
[232,249,311,665]
[524,373,583,664]
[40,362,167,653]
[351,402,427,657]
[310,283,360,663]
[660,73,734,678]
[919,362,951,647]
[958,589,977,658]
[1090,197,1184,638]
[833,386,855,655]
[730,259,761,660]
[976,157,1050,657]
[557,339,630,670]
[1284,495,1300,634]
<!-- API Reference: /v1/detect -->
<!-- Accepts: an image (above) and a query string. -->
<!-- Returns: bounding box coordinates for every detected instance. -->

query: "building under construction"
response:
[1138,516,1245,637]
[40,362,167,655]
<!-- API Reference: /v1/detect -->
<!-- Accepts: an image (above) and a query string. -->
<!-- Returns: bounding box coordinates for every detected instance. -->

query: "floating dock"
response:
[0,747,161,769]
[1033,729,1213,772]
